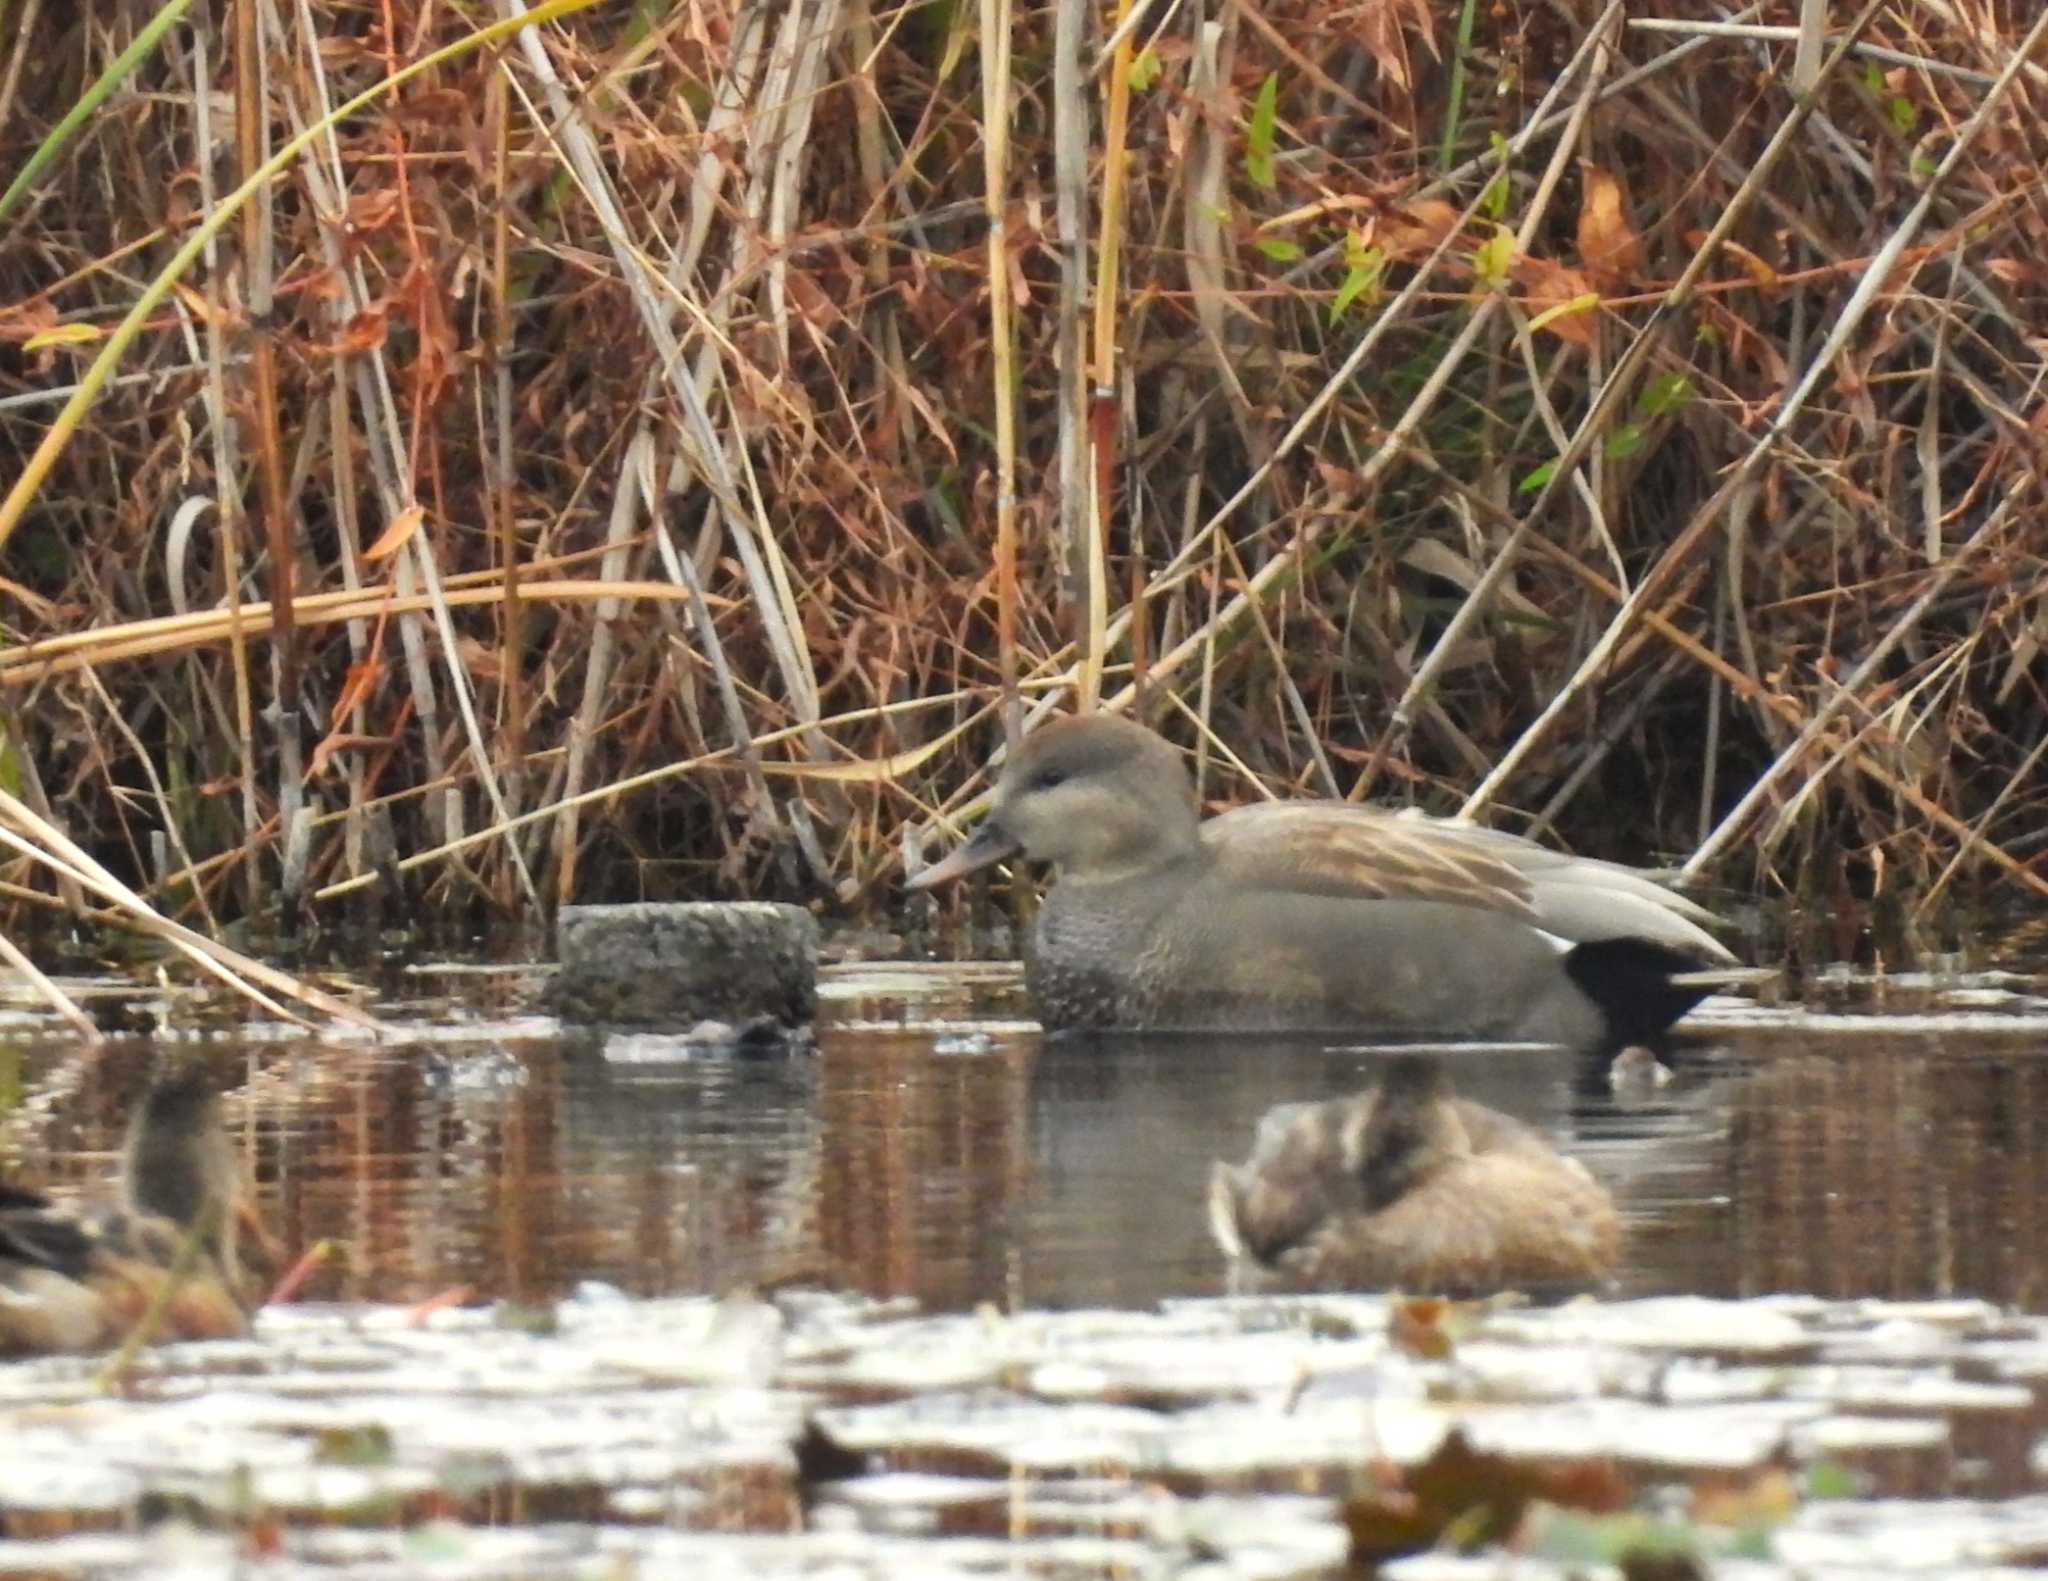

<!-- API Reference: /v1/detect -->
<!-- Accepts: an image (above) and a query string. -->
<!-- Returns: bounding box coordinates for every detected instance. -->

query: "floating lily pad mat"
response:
[2,1290,2046,1577]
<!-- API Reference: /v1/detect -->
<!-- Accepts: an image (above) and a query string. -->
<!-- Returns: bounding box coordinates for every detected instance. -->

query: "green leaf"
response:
[314,1424,396,1467]
[1330,240,1385,321]
[1246,72,1280,189]
[1889,94,1918,135]
[1637,372,1694,417]
[624,0,669,46]
[1525,291,1600,335]
[1482,131,1510,217]
[1473,223,1514,289]
[1606,423,1645,460]
[1518,460,1558,492]
[1255,236,1303,262]
[1129,46,1162,91]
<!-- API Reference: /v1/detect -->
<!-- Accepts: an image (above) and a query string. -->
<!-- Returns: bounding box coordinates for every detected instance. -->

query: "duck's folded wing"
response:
[1203,803,1733,962]
[0,1193,99,1279]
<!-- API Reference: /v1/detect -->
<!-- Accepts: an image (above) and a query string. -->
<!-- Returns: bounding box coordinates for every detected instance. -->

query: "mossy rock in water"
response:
[546,902,818,1030]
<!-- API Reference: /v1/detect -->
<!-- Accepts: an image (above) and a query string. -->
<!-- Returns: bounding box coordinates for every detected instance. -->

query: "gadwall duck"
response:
[1209,1055,1621,1295]
[0,1072,265,1356]
[908,715,1736,1052]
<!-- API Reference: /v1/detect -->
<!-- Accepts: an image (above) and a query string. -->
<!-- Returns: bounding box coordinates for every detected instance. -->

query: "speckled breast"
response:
[1024,887,1156,1030]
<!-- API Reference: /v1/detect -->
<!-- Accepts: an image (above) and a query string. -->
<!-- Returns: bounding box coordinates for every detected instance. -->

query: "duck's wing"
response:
[0,1190,99,1280]
[1204,802,1733,962]
[1415,818,1734,962]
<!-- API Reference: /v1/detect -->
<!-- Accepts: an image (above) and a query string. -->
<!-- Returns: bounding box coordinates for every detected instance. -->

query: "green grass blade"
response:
[0,0,199,232]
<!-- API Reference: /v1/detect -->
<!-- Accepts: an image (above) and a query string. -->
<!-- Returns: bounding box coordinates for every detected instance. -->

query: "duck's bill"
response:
[904,824,1021,891]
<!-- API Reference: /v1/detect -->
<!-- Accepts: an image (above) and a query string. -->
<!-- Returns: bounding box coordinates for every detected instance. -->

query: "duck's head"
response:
[121,1068,258,1300]
[1355,1054,1470,1211]
[907,715,1200,890]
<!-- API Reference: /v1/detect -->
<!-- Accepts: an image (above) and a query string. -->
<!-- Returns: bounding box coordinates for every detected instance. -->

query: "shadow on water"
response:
[5,973,2048,1322]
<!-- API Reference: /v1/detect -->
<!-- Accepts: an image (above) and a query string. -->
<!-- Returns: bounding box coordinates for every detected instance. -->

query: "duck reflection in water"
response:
[0,1068,270,1356]
[1209,1054,1620,1297]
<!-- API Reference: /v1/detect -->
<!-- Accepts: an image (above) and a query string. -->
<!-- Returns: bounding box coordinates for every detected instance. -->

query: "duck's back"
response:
[0,1197,248,1356]
[1290,1149,1621,1296]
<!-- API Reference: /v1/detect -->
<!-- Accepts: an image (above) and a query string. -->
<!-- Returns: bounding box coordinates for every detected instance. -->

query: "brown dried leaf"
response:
[1689,1465,1800,1528]
[335,303,390,356]
[316,34,379,67]
[783,269,845,332]
[1388,1295,1456,1358]
[171,282,235,329]
[1512,255,1599,345]
[1379,199,1462,261]
[1345,1429,1631,1562]
[308,730,389,780]
[400,264,459,400]
[1686,230,1778,289]
[362,505,425,562]
[327,659,386,728]
[1392,0,1437,57]
[456,635,504,682]
[1576,163,1641,282]
[393,88,471,125]
[1983,257,2037,288]
[1357,0,1417,93]
[345,189,402,234]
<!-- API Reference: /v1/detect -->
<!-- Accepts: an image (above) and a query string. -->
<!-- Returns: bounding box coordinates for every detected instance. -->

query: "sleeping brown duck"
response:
[1210,1055,1621,1296]
[0,1072,267,1357]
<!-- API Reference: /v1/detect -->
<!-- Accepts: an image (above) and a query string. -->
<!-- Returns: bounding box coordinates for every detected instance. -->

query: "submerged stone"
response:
[547,902,818,1030]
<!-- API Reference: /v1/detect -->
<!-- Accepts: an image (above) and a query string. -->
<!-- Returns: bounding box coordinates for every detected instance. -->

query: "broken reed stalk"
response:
[1081,0,1141,712]
[0,789,379,1030]
[0,580,731,685]
[488,59,526,822]
[236,0,303,912]
[190,18,264,919]
[979,0,1021,742]
[0,927,96,1040]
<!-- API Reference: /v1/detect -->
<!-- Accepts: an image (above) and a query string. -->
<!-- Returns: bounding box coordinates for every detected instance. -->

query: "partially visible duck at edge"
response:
[908,714,1738,1055]
[1209,1054,1621,1296]
[0,1070,268,1357]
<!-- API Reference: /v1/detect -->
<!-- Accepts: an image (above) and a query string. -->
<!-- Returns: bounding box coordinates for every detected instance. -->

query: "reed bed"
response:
[2,0,2046,968]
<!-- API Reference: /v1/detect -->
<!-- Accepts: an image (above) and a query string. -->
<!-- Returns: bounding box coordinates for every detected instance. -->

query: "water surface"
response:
[7,963,2048,1318]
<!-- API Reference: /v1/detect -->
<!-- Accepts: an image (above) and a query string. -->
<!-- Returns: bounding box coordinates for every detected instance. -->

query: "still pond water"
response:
[6,957,2048,1577]
[8,959,2048,1316]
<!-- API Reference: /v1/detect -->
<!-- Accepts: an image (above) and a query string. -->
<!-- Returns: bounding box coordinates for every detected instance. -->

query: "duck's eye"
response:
[1030,767,1068,792]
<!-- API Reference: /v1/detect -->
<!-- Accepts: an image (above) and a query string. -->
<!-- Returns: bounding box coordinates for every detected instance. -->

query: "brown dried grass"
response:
[2,0,2046,956]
